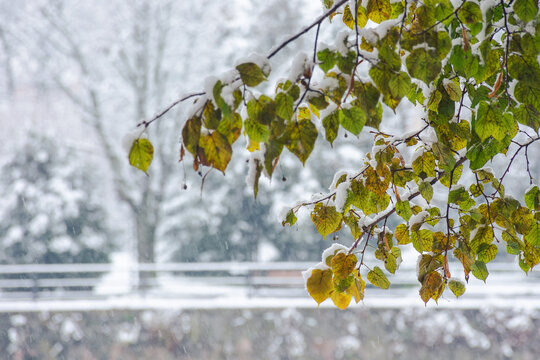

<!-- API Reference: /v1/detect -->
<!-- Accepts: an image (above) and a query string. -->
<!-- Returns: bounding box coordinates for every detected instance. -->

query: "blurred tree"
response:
[0,132,112,265]
[0,0,321,279]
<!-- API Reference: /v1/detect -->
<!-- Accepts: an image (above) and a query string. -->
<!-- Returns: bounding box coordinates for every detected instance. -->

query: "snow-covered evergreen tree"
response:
[0,132,112,265]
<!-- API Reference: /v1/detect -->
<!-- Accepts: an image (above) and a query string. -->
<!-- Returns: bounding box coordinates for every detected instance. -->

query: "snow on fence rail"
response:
[0,261,539,311]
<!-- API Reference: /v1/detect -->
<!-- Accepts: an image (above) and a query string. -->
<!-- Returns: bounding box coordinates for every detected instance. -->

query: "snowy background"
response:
[0,0,539,358]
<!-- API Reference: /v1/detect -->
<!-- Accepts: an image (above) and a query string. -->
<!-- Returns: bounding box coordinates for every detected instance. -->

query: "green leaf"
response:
[263,141,283,177]
[432,142,456,172]
[317,49,336,73]
[525,186,540,210]
[311,203,342,239]
[339,107,366,135]
[519,256,531,273]
[477,243,498,263]
[411,229,434,253]
[514,104,540,131]
[406,48,441,84]
[475,102,515,141]
[344,213,362,239]
[213,81,231,117]
[427,90,443,112]
[449,46,479,79]
[282,209,297,227]
[384,247,401,274]
[457,1,483,24]
[466,138,506,170]
[244,118,270,143]
[514,0,539,22]
[284,119,318,165]
[322,0,334,9]
[198,131,232,173]
[276,93,294,121]
[182,115,202,156]
[129,138,154,173]
[236,62,267,87]
[202,102,221,129]
[322,111,340,144]
[448,279,466,297]
[337,51,357,75]
[247,95,276,125]
[525,221,540,247]
[515,81,540,109]
[419,181,434,202]
[470,225,494,253]
[389,72,412,99]
[366,0,391,23]
[508,55,540,88]
[306,268,333,305]
[217,112,242,144]
[367,266,390,289]
[416,5,436,28]
[443,80,462,102]
[396,200,413,222]
[471,260,489,282]
[412,150,436,179]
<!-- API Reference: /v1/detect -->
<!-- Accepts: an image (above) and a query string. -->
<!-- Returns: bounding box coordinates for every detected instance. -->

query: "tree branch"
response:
[267,0,348,59]
[140,0,349,127]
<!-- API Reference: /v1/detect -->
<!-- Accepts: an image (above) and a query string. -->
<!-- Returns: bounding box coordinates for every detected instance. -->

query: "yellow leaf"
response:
[351,272,366,303]
[306,268,333,305]
[342,5,354,29]
[247,139,260,152]
[367,0,391,23]
[311,203,342,239]
[367,266,390,289]
[443,79,462,102]
[331,253,358,280]
[448,279,465,297]
[419,271,443,304]
[331,290,352,310]
[357,5,368,28]
[129,138,154,173]
[199,131,232,173]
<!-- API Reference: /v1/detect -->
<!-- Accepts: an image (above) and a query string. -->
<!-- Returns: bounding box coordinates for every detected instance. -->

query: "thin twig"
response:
[140,0,349,127]
[267,0,348,59]
[137,92,205,128]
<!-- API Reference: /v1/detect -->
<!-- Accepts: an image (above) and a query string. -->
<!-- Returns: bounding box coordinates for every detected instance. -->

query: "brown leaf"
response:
[488,72,504,98]
[462,27,470,52]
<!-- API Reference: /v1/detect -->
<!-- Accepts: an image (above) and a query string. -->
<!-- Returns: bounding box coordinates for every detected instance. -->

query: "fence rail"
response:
[0,261,538,310]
